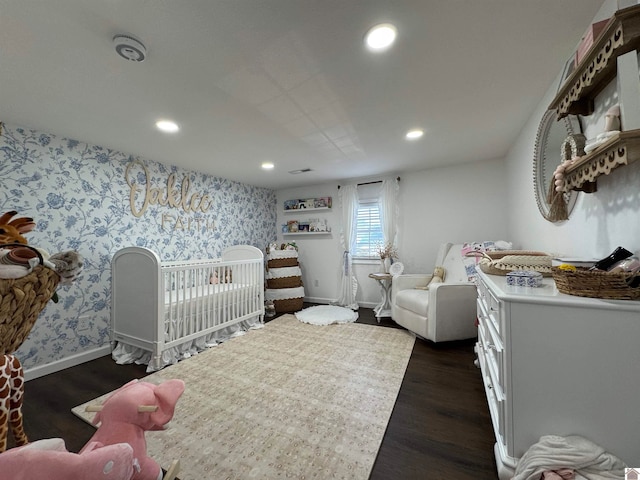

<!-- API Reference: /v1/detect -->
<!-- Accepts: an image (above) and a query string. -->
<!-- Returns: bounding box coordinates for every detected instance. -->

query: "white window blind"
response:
[354,201,383,258]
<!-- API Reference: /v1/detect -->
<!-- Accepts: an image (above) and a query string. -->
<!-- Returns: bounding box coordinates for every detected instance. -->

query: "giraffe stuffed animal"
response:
[0,211,36,245]
[0,355,28,452]
[0,211,37,453]
[0,210,36,452]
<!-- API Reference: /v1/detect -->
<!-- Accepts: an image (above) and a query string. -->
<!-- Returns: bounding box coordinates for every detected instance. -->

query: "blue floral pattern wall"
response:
[0,122,276,371]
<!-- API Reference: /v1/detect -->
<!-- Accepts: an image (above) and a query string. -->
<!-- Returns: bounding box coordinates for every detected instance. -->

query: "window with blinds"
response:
[354,200,383,258]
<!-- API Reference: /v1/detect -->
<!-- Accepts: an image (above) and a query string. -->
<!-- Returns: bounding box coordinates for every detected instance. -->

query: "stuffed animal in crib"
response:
[0,211,36,245]
[210,268,232,284]
[0,437,136,480]
[82,379,185,480]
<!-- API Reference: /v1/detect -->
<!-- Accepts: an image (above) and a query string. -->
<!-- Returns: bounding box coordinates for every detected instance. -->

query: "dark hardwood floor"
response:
[11,306,497,479]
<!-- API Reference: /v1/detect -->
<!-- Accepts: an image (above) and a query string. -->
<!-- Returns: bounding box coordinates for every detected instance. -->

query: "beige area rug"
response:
[73,315,415,480]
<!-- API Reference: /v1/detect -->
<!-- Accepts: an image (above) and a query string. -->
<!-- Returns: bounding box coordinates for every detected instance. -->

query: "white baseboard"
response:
[303,296,333,304]
[24,345,111,381]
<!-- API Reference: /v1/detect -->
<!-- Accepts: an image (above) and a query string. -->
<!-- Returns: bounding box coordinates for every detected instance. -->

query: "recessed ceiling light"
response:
[155,120,179,133]
[365,23,397,51]
[405,129,424,140]
[261,162,275,170]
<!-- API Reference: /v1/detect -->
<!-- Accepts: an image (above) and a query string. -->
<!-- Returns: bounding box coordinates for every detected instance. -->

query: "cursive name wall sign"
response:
[125,159,215,231]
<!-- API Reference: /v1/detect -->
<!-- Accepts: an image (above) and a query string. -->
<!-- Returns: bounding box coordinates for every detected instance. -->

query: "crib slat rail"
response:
[161,258,263,351]
[111,245,264,371]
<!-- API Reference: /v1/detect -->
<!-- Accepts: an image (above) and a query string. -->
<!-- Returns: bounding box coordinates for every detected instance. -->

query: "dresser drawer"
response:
[476,268,640,472]
[476,276,503,336]
[478,321,504,398]
[477,339,505,444]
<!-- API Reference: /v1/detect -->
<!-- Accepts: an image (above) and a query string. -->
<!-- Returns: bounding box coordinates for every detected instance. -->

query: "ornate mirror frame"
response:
[533,110,582,222]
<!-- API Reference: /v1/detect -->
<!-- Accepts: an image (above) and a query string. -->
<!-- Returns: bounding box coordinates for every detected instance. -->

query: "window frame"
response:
[352,199,383,261]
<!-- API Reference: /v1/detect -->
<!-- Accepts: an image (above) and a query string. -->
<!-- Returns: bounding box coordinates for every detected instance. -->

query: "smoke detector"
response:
[113,34,147,62]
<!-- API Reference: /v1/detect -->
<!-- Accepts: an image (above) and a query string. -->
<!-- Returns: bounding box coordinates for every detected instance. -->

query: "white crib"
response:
[110,245,264,371]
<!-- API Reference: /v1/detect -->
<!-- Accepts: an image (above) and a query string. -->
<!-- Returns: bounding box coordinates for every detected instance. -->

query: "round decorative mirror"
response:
[533,110,581,222]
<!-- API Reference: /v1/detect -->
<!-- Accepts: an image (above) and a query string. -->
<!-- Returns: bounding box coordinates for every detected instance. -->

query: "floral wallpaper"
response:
[0,122,277,371]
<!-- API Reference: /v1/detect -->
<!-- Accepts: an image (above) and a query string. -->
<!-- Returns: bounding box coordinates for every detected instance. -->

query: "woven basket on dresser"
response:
[0,265,60,354]
[552,266,640,300]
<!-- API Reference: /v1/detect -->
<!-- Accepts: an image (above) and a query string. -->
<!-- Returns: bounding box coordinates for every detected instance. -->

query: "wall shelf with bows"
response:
[550,5,640,118]
[550,4,640,193]
[559,128,640,193]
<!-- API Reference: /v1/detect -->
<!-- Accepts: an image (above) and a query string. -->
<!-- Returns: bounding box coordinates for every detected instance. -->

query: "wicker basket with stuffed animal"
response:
[0,246,60,354]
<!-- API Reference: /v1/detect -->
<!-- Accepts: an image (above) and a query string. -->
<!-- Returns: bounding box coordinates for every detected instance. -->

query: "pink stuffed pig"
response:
[0,438,135,480]
[82,379,185,480]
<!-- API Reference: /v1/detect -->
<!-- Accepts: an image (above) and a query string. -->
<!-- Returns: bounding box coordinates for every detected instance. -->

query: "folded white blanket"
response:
[264,286,305,301]
[512,435,626,480]
[266,266,302,279]
[267,249,298,260]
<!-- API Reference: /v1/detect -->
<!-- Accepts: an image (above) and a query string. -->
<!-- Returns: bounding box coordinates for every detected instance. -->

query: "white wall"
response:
[278,0,640,308]
[397,159,508,273]
[275,183,343,303]
[506,0,640,258]
[276,158,508,308]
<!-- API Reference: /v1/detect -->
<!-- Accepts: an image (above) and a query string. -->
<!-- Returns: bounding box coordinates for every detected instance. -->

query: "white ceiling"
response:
[1,0,604,190]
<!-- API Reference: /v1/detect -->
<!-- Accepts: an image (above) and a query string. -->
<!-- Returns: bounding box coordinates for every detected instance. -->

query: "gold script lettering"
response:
[126,160,213,218]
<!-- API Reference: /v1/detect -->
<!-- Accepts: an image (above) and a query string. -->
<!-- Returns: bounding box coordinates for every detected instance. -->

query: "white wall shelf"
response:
[550,5,640,118]
[283,207,330,213]
[283,217,330,234]
[283,232,332,236]
[283,197,332,211]
[550,5,640,193]
[562,128,640,192]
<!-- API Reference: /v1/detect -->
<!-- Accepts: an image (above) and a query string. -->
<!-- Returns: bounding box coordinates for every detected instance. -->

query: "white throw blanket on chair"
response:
[512,435,626,480]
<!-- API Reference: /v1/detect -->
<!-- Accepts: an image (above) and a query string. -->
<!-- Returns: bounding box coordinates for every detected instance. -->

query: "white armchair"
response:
[391,243,478,342]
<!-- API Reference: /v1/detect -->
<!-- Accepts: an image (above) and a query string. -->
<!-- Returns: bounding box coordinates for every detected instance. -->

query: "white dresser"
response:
[475,269,640,479]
